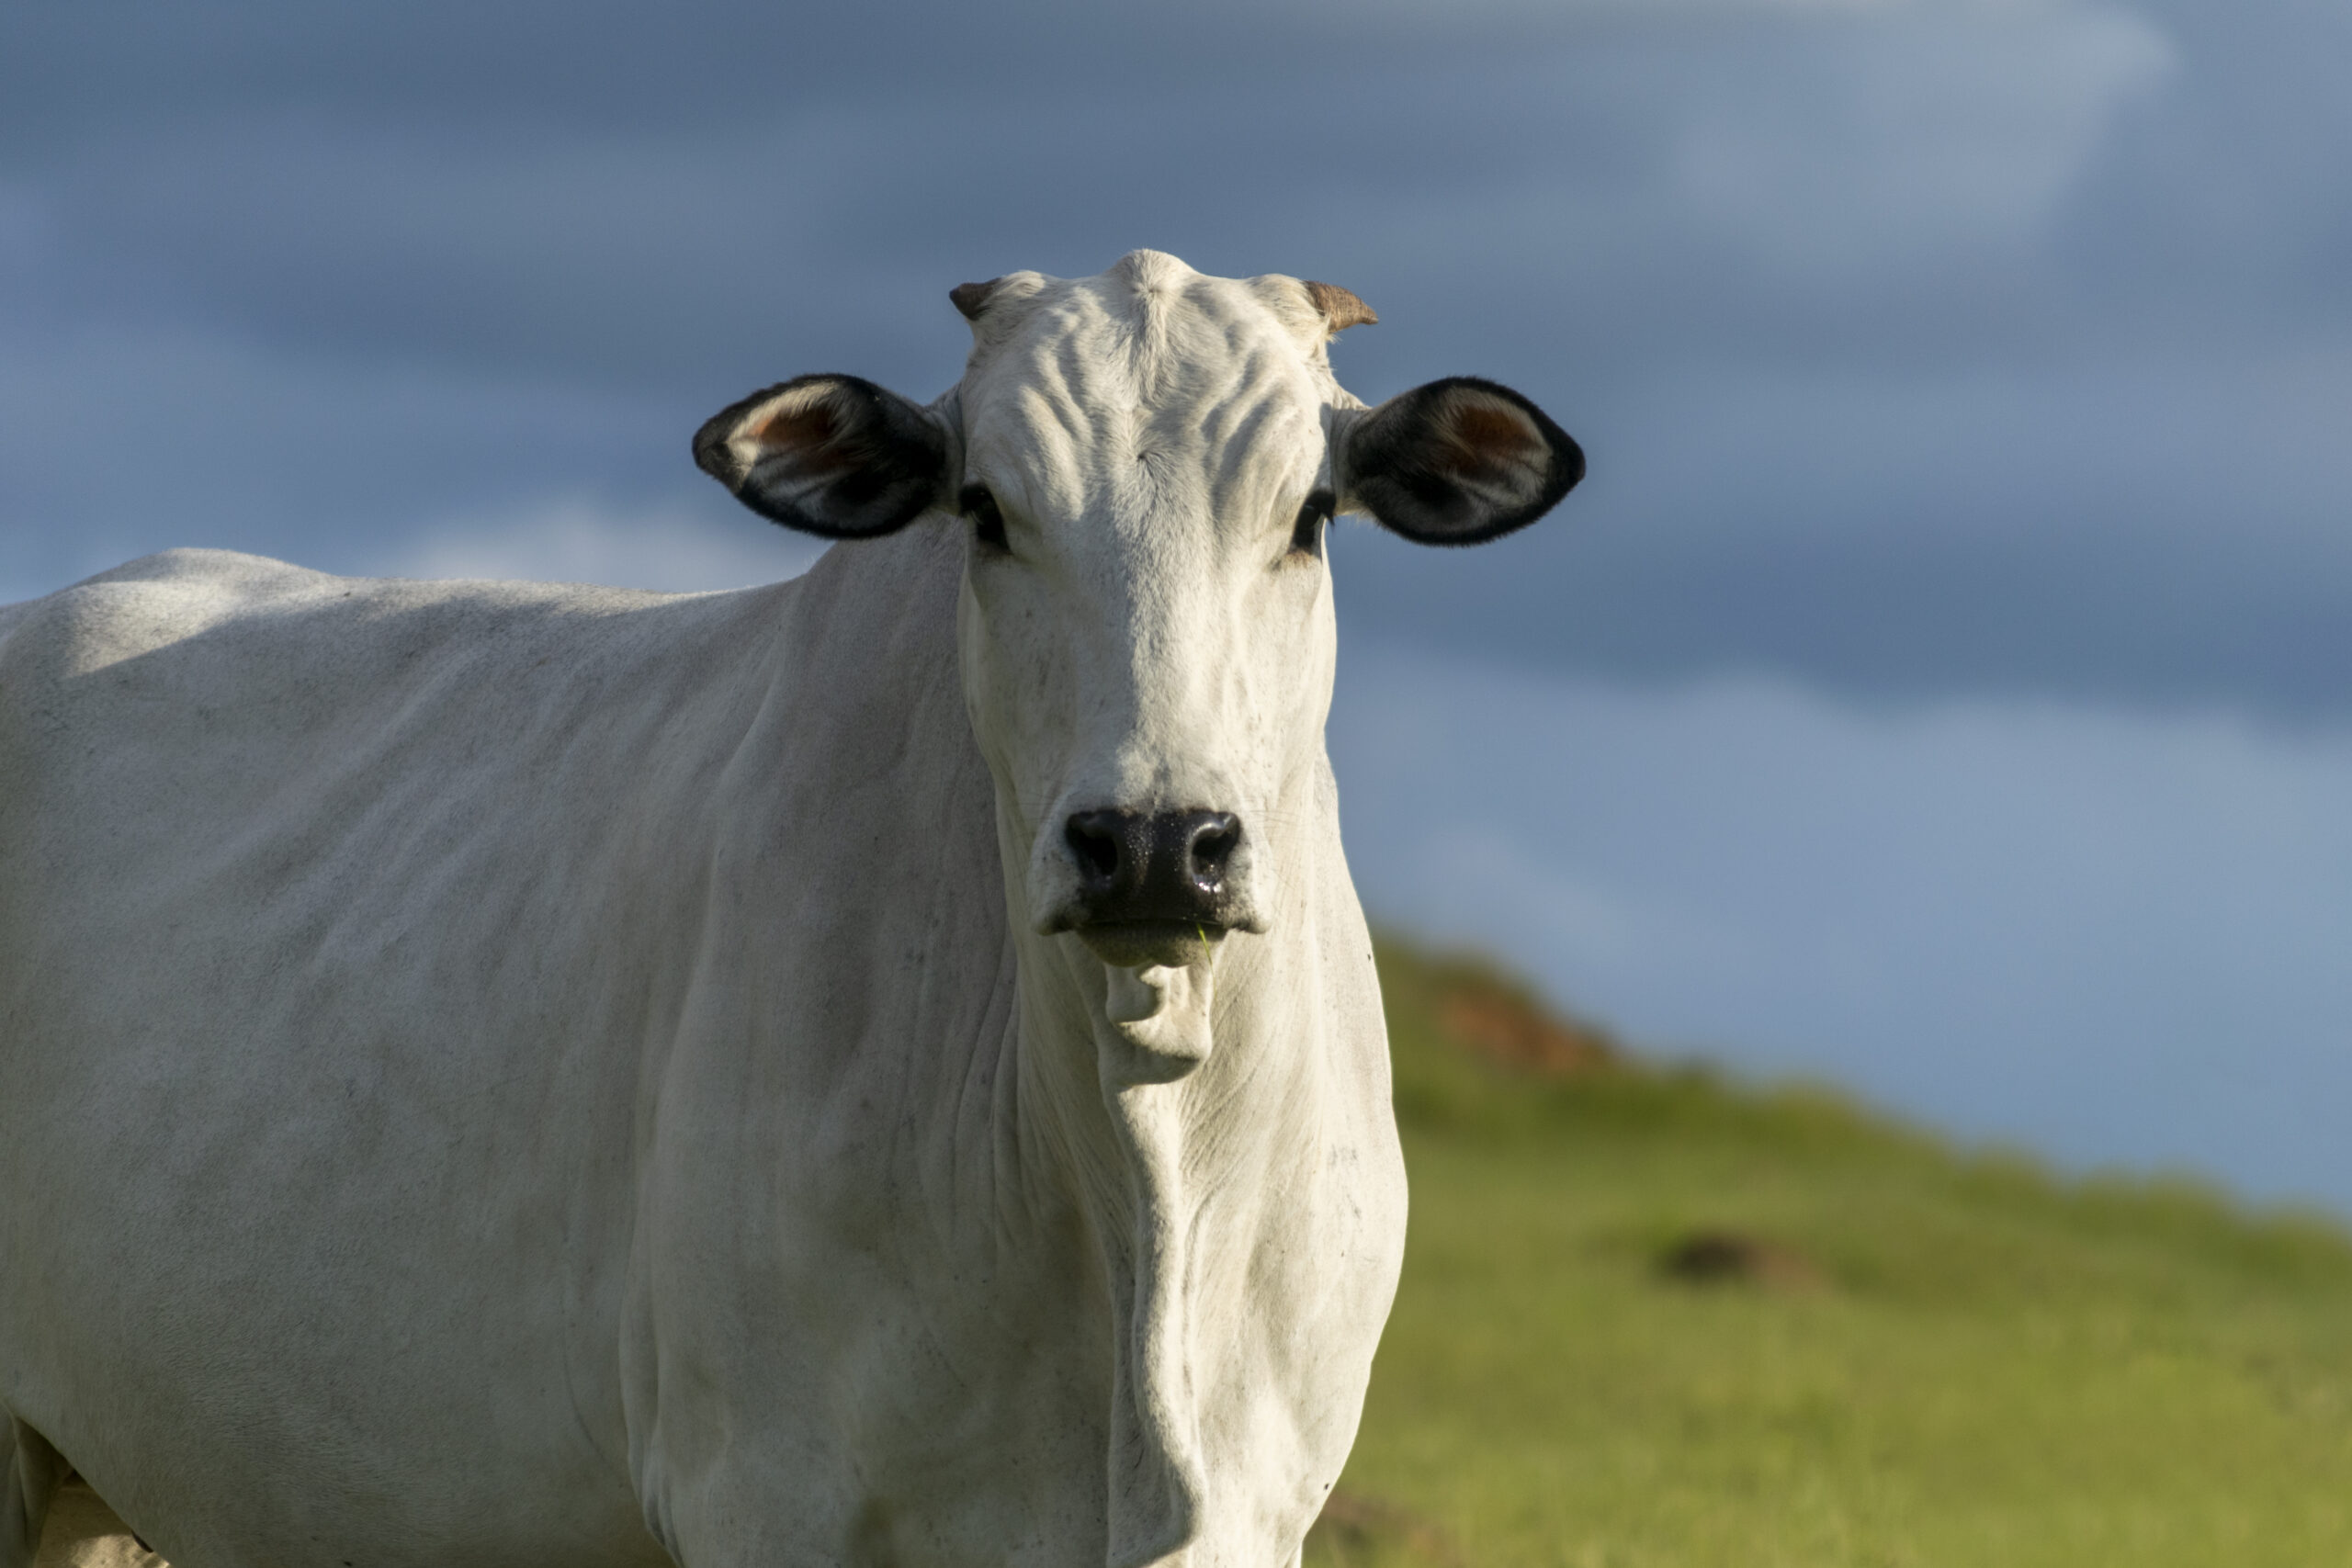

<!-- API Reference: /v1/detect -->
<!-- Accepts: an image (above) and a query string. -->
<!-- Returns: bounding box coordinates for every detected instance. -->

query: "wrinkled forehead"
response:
[958,254,1347,497]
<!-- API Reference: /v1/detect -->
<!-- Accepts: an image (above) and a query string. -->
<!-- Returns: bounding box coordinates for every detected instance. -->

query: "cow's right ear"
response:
[693,374,952,538]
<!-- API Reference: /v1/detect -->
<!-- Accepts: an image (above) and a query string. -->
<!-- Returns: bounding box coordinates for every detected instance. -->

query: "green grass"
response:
[1309,938,2352,1568]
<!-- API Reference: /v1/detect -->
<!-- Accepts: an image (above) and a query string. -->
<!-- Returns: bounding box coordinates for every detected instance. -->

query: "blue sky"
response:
[4,0,2346,1203]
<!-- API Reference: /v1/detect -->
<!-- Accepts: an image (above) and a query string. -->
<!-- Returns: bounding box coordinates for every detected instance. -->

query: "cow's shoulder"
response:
[0,548,704,697]
[0,551,752,838]
[2,548,323,673]
[83,545,329,593]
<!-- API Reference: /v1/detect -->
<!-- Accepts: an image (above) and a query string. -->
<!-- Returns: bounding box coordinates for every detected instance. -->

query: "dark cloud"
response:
[3,0,2346,715]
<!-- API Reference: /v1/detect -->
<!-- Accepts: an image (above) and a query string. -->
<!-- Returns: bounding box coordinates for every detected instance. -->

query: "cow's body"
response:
[0,533,1396,1568]
[0,253,1579,1568]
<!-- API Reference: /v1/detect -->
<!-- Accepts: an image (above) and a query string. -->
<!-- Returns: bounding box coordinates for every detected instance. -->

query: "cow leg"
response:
[3,1416,65,1568]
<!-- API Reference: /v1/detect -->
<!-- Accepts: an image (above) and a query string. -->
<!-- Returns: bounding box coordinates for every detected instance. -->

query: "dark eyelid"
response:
[961,484,1008,550]
[1290,488,1335,558]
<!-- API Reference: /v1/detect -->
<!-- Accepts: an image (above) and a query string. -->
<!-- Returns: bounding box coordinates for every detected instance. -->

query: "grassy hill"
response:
[1308,937,2352,1568]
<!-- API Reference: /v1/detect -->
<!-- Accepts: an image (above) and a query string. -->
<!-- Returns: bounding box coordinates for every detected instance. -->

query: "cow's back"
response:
[0,548,792,1568]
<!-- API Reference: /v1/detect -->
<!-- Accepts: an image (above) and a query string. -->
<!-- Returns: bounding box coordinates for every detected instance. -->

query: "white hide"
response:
[951,253,1351,953]
[0,253,1408,1568]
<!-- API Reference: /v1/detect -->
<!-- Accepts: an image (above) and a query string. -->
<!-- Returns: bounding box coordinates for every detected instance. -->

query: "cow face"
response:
[695,251,1581,973]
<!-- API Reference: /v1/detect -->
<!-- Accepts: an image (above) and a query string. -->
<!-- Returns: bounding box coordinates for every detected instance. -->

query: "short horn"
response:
[1303,280,1377,333]
[950,278,1002,321]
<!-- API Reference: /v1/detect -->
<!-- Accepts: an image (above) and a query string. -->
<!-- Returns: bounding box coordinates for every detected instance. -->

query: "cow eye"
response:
[1289,490,1334,558]
[961,485,1008,552]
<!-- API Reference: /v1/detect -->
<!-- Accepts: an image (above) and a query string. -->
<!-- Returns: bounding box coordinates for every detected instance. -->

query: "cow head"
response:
[695,252,1581,980]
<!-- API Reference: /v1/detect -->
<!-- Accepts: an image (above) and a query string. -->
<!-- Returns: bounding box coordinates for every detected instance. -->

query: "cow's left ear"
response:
[693,374,951,538]
[1337,377,1584,546]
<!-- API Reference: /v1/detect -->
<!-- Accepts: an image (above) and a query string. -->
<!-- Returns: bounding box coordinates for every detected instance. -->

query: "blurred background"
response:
[4,0,2346,1206]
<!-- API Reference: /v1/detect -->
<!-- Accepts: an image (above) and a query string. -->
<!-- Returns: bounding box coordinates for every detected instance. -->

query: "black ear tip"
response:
[1482,377,1584,513]
[1550,423,1586,498]
[691,412,744,489]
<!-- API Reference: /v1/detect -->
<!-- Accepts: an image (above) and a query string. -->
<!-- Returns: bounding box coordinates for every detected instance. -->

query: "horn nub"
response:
[950,278,1002,321]
[1303,280,1378,333]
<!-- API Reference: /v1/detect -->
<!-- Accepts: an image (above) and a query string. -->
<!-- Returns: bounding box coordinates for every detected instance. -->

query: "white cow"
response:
[0,251,1580,1568]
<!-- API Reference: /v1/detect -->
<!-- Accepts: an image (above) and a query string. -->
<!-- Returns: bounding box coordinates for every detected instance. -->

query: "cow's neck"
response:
[1002,805,1331,1568]
[748,528,1354,1565]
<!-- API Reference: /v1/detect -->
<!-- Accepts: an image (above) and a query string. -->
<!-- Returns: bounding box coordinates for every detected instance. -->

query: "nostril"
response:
[1065,811,1125,888]
[1184,812,1240,888]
